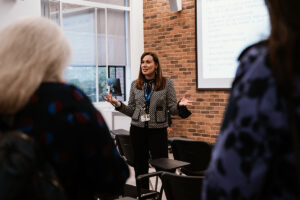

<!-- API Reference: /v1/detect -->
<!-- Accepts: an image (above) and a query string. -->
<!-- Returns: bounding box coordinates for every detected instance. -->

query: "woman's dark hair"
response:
[265,0,300,94]
[136,52,166,91]
[265,0,300,192]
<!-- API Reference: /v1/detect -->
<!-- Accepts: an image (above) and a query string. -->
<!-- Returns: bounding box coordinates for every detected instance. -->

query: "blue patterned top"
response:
[14,82,129,199]
[202,43,300,199]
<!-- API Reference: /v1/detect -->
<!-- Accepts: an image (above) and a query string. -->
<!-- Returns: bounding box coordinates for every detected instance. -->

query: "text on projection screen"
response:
[197,0,270,89]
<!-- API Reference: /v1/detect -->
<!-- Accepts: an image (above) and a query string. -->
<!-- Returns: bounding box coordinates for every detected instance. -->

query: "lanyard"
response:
[144,82,155,104]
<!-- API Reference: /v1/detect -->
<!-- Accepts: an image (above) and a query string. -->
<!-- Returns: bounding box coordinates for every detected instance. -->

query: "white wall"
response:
[94,103,131,131]
[0,0,41,31]
[129,0,144,82]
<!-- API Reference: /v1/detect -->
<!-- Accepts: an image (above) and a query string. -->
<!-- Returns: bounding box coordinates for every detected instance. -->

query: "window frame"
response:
[44,0,130,103]
[42,0,144,110]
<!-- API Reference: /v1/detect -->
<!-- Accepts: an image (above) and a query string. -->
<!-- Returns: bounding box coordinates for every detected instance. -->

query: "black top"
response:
[11,82,129,200]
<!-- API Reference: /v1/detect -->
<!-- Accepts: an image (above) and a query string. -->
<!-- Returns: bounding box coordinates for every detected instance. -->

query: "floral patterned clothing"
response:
[202,43,300,200]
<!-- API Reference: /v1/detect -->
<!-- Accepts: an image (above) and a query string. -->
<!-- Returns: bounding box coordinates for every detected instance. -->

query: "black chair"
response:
[160,172,204,200]
[149,158,189,173]
[112,130,190,173]
[111,129,161,200]
[169,138,212,176]
[113,130,135,167]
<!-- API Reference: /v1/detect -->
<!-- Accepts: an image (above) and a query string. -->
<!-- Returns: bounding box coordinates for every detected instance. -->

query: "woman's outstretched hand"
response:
[179,93,194,106]
[101,93,121,107]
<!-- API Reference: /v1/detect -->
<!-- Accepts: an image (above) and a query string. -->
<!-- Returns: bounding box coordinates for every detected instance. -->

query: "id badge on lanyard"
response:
[141,114,150,122]
[141,82,154,122]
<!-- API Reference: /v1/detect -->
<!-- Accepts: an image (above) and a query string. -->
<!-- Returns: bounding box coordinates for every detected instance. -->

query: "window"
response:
[44,0,130,102]
[85,0,129,7]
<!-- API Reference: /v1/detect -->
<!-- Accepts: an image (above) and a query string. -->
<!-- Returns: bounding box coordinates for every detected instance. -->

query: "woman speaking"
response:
[102,52,192,189]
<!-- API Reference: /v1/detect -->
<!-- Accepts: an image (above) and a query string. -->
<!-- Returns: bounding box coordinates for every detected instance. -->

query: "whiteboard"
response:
[196,0,270,89]
[0,0,41,31]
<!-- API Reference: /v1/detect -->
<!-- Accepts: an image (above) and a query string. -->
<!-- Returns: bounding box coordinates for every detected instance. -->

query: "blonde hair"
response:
[0,17,71,114]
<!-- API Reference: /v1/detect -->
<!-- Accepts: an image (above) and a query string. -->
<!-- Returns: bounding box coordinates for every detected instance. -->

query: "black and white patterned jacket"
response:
[117,78,178,129]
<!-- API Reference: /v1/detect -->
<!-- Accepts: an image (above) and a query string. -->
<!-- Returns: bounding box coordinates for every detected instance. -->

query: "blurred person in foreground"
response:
[0,17,129,199]
[202,1,300,199]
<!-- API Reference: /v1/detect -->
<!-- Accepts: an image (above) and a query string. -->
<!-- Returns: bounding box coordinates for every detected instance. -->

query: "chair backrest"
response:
[115,134,135,167]
[161,172,203,200]
[170,138,212,176]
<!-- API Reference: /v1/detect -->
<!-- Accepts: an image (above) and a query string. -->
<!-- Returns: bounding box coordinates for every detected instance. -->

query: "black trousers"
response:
[130,125,168,189]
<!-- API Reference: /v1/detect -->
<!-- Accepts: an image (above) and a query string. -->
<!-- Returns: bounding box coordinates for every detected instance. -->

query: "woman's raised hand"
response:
[101,93,121,107]
[179,93,194,107]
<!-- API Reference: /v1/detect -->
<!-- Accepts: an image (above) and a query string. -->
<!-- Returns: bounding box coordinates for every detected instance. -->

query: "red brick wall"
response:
[143,0,230,143]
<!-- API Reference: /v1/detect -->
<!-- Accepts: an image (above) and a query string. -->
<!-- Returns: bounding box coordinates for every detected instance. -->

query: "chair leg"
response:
[155,176,158,191]
[149,179,154,190]
[158,185,163,200]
